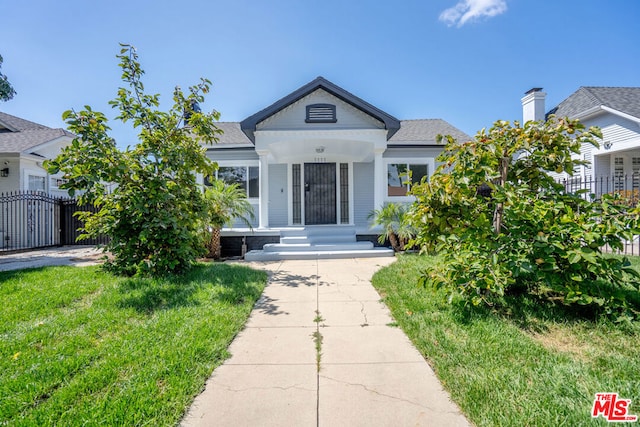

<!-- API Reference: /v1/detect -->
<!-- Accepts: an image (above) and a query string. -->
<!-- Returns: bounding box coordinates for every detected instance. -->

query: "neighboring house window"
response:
[633,157,640,190]
[28,175,46,192]
[207,166,259,198]
[614,157,624,191]
[51,177,67,189]
[306,104,337,123]
[387,163,428,197]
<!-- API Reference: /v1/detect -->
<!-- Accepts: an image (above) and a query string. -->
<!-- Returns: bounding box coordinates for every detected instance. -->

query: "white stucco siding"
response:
[268,164,288,227]
[353,162,374,228]
[0,156,21,193]
[256,89,385,132]
[229,204,258,229]
[594,155,610,176]
[584,113,640,177]
[589,114,640,153]
[383,147,444,160]
[29,137,72,160]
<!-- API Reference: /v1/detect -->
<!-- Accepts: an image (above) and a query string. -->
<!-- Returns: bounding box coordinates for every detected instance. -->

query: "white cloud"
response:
[439,0,507,27]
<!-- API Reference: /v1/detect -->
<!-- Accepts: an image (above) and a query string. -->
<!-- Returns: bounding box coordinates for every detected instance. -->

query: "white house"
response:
[0,111,74,196]
[206,77,470,259]
[522,87,640,186]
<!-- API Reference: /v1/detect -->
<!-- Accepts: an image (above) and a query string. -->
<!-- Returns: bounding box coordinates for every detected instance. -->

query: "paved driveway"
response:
[0,246,103,271]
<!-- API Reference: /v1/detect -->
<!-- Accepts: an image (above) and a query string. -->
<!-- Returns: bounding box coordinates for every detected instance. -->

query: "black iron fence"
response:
[561,174,640,203]
[0,191,108,253]
[559,175,640,256]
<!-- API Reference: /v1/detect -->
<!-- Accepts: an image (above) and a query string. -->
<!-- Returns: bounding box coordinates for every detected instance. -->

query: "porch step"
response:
[279,234,357,244]
[244,247,394,261]
[243,225,394,261]
[263,241,374,252]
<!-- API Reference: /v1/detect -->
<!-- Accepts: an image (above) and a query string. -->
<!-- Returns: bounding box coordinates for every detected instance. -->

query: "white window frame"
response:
[209,161,260,200]
[383,158,434,202]
[23,170,47,193]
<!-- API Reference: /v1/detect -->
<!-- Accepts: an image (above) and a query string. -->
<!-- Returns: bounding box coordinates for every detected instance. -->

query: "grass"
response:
[372,254,640,427]
[0,263,266,426]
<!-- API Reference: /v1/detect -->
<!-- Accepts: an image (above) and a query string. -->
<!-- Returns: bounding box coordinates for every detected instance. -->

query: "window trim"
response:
[384,158,434,201]
[206,161,260,200]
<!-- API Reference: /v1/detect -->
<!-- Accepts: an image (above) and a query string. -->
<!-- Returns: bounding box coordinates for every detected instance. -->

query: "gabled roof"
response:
[0,111,75,154]
[240,76,401,143]
[388,119,471,145]
[548,87,640,120]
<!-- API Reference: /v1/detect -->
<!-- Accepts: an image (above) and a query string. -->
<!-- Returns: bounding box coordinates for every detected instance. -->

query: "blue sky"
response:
[1,0,639,146]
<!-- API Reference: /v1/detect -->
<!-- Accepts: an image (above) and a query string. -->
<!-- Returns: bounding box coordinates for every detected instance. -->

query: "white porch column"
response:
[257,150,269,229]
[373,148,385,212]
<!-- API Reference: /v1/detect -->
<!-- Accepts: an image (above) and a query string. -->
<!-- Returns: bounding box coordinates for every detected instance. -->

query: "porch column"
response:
[257,150,269,229]
[373,148,385,212]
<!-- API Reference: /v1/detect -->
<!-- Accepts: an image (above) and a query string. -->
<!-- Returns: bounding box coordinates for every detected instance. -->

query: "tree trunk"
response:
[208,227,222,259]
[493,156,509,235]
[389,233,400,252]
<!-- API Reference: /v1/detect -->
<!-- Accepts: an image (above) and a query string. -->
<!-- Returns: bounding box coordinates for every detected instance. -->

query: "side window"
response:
[387,163,428,197]
[207,166,260,198]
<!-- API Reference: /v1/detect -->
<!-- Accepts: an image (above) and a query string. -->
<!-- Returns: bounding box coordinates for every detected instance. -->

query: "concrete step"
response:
[263,241,373,253]
[280,234,357,245]
[279,226,356,239]
[244,247,395,261]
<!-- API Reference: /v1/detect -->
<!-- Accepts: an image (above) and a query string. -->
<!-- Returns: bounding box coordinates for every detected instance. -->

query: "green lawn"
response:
[0,263,266,426]
[372,254,640,427]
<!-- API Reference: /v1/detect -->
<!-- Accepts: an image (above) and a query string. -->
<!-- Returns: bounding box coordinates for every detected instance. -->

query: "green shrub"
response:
[409,117,640,319]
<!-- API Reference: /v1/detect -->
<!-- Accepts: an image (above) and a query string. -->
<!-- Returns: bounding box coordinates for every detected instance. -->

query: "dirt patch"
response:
[528,325,591,360]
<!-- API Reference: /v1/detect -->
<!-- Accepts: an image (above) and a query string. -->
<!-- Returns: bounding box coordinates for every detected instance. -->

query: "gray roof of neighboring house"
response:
[548,87,640,120]
[388,119,471,144]
[0,111,49,131]
[212,119,470,147]
[0,111,75,153]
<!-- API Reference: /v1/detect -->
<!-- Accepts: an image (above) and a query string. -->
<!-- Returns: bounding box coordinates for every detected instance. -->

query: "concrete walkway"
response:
[181,258,470,427]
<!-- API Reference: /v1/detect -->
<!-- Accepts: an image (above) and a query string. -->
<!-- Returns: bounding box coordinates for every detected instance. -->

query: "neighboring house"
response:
[205,76,469,258]
[522,87,640,185]
[0,111,75,196]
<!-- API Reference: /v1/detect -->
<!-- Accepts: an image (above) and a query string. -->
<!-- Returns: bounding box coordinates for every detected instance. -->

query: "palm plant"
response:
[368,203,415,252]
[203,179,255,259]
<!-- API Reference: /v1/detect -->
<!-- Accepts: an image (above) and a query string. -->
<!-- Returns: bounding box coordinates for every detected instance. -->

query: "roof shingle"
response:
[0,112,75,153]
[388,119,471,144]
[549,87,640,120]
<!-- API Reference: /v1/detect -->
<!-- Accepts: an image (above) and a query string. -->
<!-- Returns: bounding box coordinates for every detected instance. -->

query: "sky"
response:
[1,0,639,147]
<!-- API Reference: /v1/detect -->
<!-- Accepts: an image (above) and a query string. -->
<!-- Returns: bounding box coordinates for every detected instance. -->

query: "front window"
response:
[28,175,46,192]
[207,166,259,198]
[387,163,428,196]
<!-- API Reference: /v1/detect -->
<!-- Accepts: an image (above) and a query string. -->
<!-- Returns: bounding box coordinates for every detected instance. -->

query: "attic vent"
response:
[306,104,337,123]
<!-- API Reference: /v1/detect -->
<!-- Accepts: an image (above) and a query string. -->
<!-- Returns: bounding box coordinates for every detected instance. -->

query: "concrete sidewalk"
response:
[181,258,470,427]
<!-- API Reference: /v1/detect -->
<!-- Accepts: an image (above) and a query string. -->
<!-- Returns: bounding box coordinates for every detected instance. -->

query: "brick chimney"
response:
[521,88,546,122]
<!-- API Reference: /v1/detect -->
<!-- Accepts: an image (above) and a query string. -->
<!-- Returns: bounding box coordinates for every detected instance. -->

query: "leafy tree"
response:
[368,203,414,252]
[45,44,222,276]
[0,54,16,101]
[409,117,640,318]
[203,179,255,259]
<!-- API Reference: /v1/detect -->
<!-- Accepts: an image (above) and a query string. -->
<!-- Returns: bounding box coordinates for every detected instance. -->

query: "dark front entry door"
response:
[304,163,336,225]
